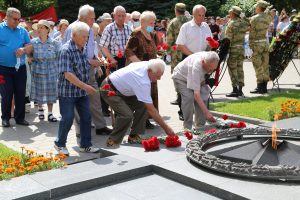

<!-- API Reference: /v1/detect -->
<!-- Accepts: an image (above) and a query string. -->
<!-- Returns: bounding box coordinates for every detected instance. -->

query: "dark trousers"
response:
[0,65,26,122]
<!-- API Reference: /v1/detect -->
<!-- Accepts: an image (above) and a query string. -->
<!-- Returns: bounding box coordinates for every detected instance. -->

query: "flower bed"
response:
[268,99,300,121]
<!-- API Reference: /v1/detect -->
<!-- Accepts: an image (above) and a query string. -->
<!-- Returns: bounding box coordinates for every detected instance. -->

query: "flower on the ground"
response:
[205,128,217,134]
[165,135,181,147]
[142,137,160,151]
[222,115,229,120]
[184,131,193,140]
[229,121,246,128]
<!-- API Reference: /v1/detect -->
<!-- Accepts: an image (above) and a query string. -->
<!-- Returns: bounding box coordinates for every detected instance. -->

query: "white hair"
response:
[193,5,207,14]
[148,59,165,73]
[203,51,220,65]
[131,11,141,18]
[78,4,94,18]
[72,21,90,37]
[6,7,20,17]
[140,11,156,22]
[114,5,126,14]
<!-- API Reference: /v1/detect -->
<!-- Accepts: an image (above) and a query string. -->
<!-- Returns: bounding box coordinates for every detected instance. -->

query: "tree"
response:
[219,0,257,17]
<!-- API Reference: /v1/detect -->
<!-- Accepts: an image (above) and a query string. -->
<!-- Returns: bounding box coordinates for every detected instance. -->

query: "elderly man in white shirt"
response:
[172,51,219,130]
[176,5,212,58]
[100,59,175,147]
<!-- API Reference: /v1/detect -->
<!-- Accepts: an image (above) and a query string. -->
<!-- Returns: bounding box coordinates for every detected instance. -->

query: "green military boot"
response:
[226,86,239,97]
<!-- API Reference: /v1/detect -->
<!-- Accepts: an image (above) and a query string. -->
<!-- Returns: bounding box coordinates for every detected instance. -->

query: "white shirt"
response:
[176,19,212,53]
[172,52,207,91]
[109,61,152,103]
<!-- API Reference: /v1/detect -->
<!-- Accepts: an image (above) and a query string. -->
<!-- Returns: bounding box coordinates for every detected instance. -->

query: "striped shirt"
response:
[57,40,90,97]
[99,22,132,56]
[31,37,60,75]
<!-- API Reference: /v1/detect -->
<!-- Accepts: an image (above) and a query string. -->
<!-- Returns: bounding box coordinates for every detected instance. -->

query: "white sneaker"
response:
[79,146,100,153]
[54,144,69,156]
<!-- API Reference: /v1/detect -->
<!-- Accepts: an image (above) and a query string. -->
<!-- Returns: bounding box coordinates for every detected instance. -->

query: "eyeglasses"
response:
[132,18,139,22]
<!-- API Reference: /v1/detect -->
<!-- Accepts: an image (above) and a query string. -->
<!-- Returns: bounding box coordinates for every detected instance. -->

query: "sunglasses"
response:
[132,18,139,22]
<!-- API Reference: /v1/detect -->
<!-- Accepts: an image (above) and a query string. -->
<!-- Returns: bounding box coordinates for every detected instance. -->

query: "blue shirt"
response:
[31,37,60,75]
[62,20,95,59]
[58,40,90,97]
[0,22,30,67]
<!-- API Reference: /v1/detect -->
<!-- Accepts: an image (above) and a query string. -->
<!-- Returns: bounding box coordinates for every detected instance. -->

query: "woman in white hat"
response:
[29,20,60,122]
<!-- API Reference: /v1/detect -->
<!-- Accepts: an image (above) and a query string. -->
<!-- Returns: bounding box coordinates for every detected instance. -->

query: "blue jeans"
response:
[55,96,92,148]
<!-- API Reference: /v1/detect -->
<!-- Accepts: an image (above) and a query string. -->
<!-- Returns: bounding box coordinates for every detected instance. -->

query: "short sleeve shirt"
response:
[176,20,212,53]
[57,40,90,97]
[0,22,30,67]
[172,52,207,91]
[109,61,152,103]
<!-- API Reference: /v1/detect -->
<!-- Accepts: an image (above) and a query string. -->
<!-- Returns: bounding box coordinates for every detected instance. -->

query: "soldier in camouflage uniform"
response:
[225,6,249,97]
[249,0,273,94]
[166,3,190,120]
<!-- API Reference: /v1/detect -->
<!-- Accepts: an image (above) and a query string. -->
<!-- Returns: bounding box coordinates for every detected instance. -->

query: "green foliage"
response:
[0,0,57,17]
[219,0,257,17]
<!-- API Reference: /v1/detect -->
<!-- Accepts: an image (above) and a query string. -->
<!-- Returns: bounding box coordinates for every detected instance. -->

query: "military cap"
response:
[229,6,242,16]
[255,0,270,9]
[175,3,186,12]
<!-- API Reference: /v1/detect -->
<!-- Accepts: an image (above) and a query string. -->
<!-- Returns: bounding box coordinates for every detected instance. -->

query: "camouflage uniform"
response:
[226,18,249,87]
[249,1,273,94]
[166,15,189,73]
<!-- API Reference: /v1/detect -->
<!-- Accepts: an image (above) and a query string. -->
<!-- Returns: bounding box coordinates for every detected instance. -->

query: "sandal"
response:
[48,114,57,122]
[106,137,119,148]
[128,134,142,144]
[38,109,44,120]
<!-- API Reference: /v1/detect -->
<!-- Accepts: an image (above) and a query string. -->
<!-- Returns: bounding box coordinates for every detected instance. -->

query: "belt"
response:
[107,78,118,92]
[254,39,267,43]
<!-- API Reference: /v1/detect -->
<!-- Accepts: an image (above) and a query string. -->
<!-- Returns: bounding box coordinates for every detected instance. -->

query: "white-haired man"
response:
[176,5,212,59]
[100,59,175,147]
[63,4,112,136]
[100,5,132,70]
[55,22,100,155]
[172,51,218,130]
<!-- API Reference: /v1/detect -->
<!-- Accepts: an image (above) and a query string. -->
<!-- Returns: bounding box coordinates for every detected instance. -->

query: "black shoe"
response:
[103,111,111,117]
[146,120,155,129]
[16,120,29,126]
[170,99,179,105]
[226,86,239,97]
[250,83,264,94]
[2,119,10,127]
[178,111,184,121]
[96,127,113,135]
[237,86,244,97]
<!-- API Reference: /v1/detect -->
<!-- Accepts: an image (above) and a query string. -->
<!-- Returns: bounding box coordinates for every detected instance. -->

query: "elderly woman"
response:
[29,20,60,122]
[54,19,69,44]
[125,11,158,129]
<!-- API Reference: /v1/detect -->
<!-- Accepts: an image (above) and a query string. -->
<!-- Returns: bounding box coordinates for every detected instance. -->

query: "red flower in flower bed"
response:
[184,131,193,140]
[107,91,116,97]
[142,136,160,151]
[222,115,229,120]
[205,129,217,134]
[165,135,181,148]
[172,45,177,51]
[229,121,246,128]
[102,84,110,90]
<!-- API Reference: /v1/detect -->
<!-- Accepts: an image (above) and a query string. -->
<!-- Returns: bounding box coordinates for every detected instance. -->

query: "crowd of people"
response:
[0,1,297,155]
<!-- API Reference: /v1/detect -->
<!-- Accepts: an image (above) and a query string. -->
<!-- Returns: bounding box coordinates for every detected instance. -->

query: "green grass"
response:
[210,90,300,121]
[0,143,21,160]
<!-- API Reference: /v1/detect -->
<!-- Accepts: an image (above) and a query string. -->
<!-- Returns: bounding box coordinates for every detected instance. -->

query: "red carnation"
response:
[222,115,229,120]
[184,131,193,140]
[107,63,113,69]
[205,129,217,134]
[162,43,169,50]
[172,45,177,51]
[102,84,110,90]
[142,137,160,151]
[165,135,181,148]
[117,49,123,58]
[206,37,220,49]
[157,45,162,51]
[237,121,246,128]
[107,91,116,97]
